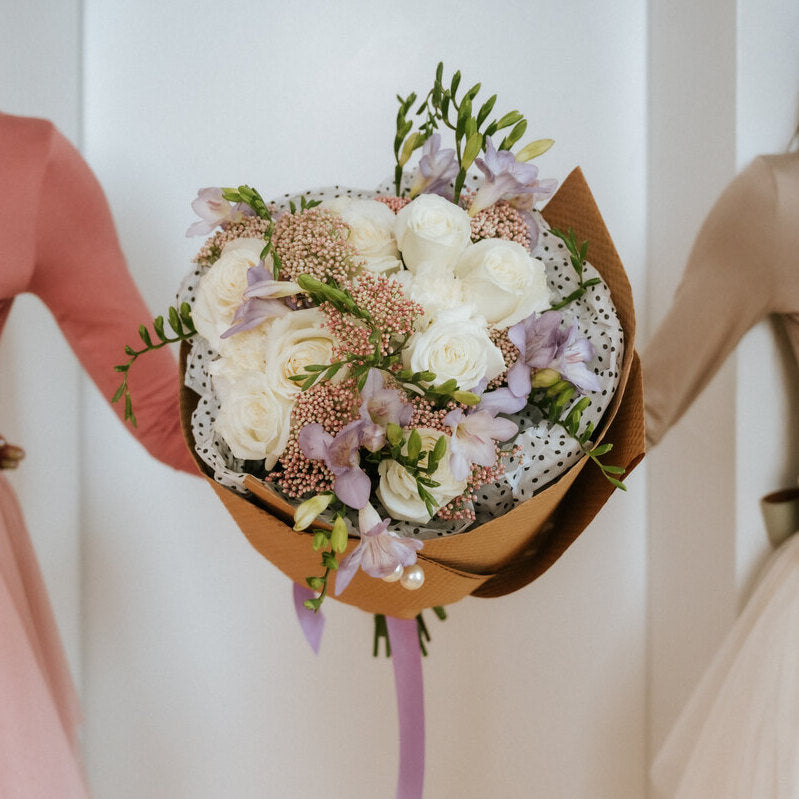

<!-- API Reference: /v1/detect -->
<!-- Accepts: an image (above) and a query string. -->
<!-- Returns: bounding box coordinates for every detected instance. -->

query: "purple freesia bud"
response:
[410,133,459,198]
[298,420,371,509]
[469,139,555,219]
[335,503,423,595]
[221,262,301,338]
[185,187,254,237]
[444,407,519,481]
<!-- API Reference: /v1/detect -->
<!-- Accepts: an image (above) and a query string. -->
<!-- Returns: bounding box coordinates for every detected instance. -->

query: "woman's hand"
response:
[0,435,24,469]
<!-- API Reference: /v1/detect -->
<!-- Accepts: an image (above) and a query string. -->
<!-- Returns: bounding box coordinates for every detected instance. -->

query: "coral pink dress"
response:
[0,112,196,796]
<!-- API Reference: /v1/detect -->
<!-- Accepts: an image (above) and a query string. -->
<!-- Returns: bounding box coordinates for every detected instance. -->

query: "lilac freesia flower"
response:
[506,310,600,398]
[298,420,371,509]
[410,133,459,198]
[469,139,557,220]
[552,321,601,393]
[506,311,563,397]
[185,187,254,237]
[357,369,414,451]
[444,407,519,481]
[221,262,300,339]
[335,503,423,596]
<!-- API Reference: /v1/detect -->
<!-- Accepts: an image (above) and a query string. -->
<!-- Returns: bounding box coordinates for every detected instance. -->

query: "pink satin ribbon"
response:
[386,615,425,799]
[292,583,325,654]
[293,588,426,797]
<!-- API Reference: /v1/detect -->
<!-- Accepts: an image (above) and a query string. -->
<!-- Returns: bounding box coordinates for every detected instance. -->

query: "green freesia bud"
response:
[461,131,483,171]
[293,493,334,531]
[330,516,349,554]
[386,423,404,447]
[516,138,555,162]
[530,368,561,389]
[452,390,481,406]
[399,131,423,166]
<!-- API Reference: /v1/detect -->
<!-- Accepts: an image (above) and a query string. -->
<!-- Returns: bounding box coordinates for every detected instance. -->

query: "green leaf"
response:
[407,429,422,462]
[602,465,627,475]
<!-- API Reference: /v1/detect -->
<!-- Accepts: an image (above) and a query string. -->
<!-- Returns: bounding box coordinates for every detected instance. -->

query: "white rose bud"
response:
[402,305,505,391]
[192,237,267,350]
[394,193,472,273]
[454,238,551,329]
[214,371,293,468]
[376,429,467,524]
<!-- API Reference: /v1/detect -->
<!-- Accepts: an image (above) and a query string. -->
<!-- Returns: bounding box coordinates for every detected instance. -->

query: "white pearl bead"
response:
[400,564,425,590]
[382,563,404,583]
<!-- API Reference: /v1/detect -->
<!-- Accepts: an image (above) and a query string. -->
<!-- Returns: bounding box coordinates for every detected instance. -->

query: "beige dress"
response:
[646,152,799,797]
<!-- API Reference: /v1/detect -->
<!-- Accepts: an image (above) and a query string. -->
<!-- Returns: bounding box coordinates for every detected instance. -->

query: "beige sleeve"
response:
[643,158,779,446]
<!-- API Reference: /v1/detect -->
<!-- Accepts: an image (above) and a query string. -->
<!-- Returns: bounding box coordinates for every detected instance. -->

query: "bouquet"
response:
[115,64,644,622]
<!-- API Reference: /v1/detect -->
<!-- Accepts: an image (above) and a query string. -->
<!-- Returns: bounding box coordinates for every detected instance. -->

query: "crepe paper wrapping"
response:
[179,167,646,618]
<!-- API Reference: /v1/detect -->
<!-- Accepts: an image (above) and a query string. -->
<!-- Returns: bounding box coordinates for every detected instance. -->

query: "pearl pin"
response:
[399,563,425,590]
[382,563,404,583]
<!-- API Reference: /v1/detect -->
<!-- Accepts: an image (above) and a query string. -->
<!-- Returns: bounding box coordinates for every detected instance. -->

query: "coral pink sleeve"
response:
[643,157,779,446]
[27,128,197,474]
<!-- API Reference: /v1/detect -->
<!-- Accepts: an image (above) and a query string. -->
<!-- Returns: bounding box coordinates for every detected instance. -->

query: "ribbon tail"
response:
[386,616,425,799]
[292,583,325,654]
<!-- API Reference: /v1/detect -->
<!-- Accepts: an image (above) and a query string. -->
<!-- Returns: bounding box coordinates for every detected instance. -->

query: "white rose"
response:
[208,325,272,401]
[322,197,403,274]
[214,371,293,468]
[192,237,266,350]
[394,193,472,273]
[263,307,337,400]
[402,305,505,391]
[399,260,464,322]
[377,428,467,524]
[454,238,551,329]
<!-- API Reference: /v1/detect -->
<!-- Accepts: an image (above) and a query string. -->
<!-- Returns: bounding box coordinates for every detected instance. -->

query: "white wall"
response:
[5,2,649,797]
[0,0,85,685]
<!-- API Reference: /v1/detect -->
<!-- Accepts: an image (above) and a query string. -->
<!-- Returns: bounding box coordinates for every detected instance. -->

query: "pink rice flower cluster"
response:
[323,272,424,363]
[273,208,356,284]
[436,441,520,522]
[468,197,531,248]
[485,328,519,390]
[192,217,272,266]
[406,397,455,433]
[275,380,361,499]
[373,194,411,214]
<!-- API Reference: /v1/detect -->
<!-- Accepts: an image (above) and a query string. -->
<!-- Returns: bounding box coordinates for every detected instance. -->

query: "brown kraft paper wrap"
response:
[179,167,646,619]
